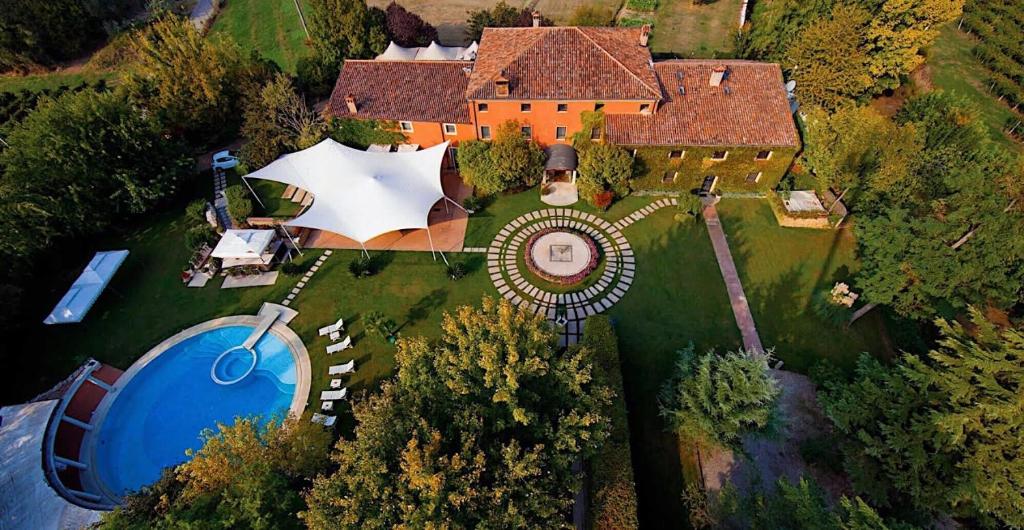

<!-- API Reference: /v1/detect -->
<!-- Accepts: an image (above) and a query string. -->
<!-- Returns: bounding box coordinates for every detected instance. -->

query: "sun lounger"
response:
[330,378,343,389]
[326,336,352,354]
[281,184,297,200]
[366,144,392,152]
[318,317,344,337]
[301,193,313,206]
[320,388,347,401]
[396,144,419,152]
[311,413,336,427]
[291,189,307,204]
[328,360,356,375]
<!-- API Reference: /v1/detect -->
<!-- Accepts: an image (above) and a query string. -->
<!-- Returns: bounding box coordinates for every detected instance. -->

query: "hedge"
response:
[582,315,640,530]
[628,145,798,194]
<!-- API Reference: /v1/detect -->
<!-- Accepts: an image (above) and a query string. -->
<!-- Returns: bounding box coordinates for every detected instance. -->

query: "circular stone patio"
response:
[528,231,594,279]
[487,208,635,346]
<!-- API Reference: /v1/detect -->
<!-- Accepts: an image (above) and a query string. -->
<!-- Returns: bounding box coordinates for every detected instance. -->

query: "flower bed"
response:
[524,228,600,285]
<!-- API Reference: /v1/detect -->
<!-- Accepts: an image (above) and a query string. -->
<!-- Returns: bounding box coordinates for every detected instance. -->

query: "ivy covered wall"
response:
[625,145,799,193]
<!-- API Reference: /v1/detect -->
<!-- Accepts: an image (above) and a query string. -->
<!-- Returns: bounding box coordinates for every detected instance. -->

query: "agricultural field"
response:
[366,0,623,44]
[925,24,1023,151]
[647,0,743,57]
[209,0,312,72]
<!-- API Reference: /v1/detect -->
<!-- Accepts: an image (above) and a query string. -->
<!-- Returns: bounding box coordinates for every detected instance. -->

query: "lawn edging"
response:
[581,315,640,530]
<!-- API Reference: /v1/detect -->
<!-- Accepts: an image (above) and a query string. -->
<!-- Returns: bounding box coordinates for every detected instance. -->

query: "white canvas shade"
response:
[375,40,478,61]
[243,140,457,260]
[211,229,275,259]
[44,250,129,325]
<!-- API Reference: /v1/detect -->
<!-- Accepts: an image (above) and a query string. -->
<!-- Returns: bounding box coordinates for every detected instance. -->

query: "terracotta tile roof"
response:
[605,61,800,147]
[467,27,662,101]
[328,60,473,124]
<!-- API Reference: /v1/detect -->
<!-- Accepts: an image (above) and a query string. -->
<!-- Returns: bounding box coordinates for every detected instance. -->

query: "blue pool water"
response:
[94,325,296,496]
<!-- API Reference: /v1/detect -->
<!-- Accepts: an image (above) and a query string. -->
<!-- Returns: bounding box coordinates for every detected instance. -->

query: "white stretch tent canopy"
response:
[243,139,451,245]
[211,229,276,260]
[44,250,129,325]
[375,40,478,61]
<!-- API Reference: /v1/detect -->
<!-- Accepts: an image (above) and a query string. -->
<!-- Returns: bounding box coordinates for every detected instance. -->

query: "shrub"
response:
[184,224,216,252]
[280,260,309,275]
[580,316,640,530]
[328,117,405,150]
[296,53,338,98]
[577,143,633,208]
[348,256,374,278]
[593,191,614,211]
[185,199,209,223]
[223,185,253,225]
[363,310,397,342]
[458,121,544,194]
[676,193,702,222]
[385,2,437,47]
[462,195,486,212]
[446,262,467,281]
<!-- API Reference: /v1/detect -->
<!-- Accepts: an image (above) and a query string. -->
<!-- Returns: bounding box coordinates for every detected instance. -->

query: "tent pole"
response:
[426,226,437,261]
[359,242,370,260]
[279,224,303,257]
[445,197,468,213]
[240,176,266,209]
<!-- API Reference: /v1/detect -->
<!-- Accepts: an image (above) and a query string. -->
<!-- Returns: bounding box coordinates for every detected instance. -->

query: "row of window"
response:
[477,102,651,114]
[396,122,775,163]
[658,149,773,162]
[661,172,763,184]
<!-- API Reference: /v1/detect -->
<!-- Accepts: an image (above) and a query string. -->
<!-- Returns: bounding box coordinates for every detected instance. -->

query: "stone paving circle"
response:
[488,208,635,346]
[528,230,595,280]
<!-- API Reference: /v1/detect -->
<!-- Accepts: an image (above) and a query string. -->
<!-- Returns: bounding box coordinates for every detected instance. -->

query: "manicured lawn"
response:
[716,199,893,373]
[286,249,496,413]
[607,208,741,526]
[17,209,319,401]
[649,0,742,57]
[925,25,1023,152]
[210,0,311,73]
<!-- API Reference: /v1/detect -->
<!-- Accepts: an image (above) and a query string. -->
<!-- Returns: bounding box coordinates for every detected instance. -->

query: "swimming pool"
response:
[92,325,300,497]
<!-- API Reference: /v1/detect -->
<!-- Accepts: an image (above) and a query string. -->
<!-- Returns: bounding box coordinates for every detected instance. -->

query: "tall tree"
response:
[853,93,1024,318]
[124,17,251,137]
[240,73,327,170]
[303,297,611,528]
[658,345,780,450]
[576,143,633,208]
[820,308,1024,527]
[384,2,437,47]
[860,0,964,91]
[0,0,101,71]
[0,89,191,264]
[802,105,923,211]
[101,416,333,529]
[465,1,552,41]
[307,0,388,69]
[784,4,874,109]
[457,121,544,194]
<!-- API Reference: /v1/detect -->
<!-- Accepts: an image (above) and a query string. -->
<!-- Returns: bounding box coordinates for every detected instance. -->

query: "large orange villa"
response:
[327,21,800,195]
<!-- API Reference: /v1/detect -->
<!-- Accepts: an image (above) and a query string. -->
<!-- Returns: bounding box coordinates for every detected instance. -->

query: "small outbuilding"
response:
[541,145,579,206]
[211,229,281,269]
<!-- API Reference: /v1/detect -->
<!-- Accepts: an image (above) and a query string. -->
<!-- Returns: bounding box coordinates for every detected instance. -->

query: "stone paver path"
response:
[282,250,332,307]
[488,199,676,346]
[702,205,764,353]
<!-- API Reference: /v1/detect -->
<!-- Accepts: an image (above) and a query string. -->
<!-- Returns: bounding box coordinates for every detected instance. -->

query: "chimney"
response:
[344,94,357,114]
[640,24,651,46]
[532,10,541,27]
[709,66,727,87]
[495,72,510,98]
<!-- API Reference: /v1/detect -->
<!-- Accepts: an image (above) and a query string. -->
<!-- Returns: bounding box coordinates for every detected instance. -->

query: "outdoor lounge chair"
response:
[311,413,336,427]
[321,401,334,411]
[326,336,352,354]
[330,378,343,389]
[318,317,344,337]
[320,388,347,401]
[328,360,356,375]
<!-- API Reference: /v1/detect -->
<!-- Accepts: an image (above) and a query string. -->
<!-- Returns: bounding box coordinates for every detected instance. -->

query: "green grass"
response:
[251,179,304,217]
[925,25,1023,152]
[286,249,496,410]
[607,208,741,526]
[649,0,742,57]
[0,71,115,94]
[716,199,893,373]
[20,209,319,398]
[210,0,311,73]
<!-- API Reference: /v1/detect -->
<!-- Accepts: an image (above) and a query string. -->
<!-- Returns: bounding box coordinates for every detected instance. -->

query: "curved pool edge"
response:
[82,315,311,504]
